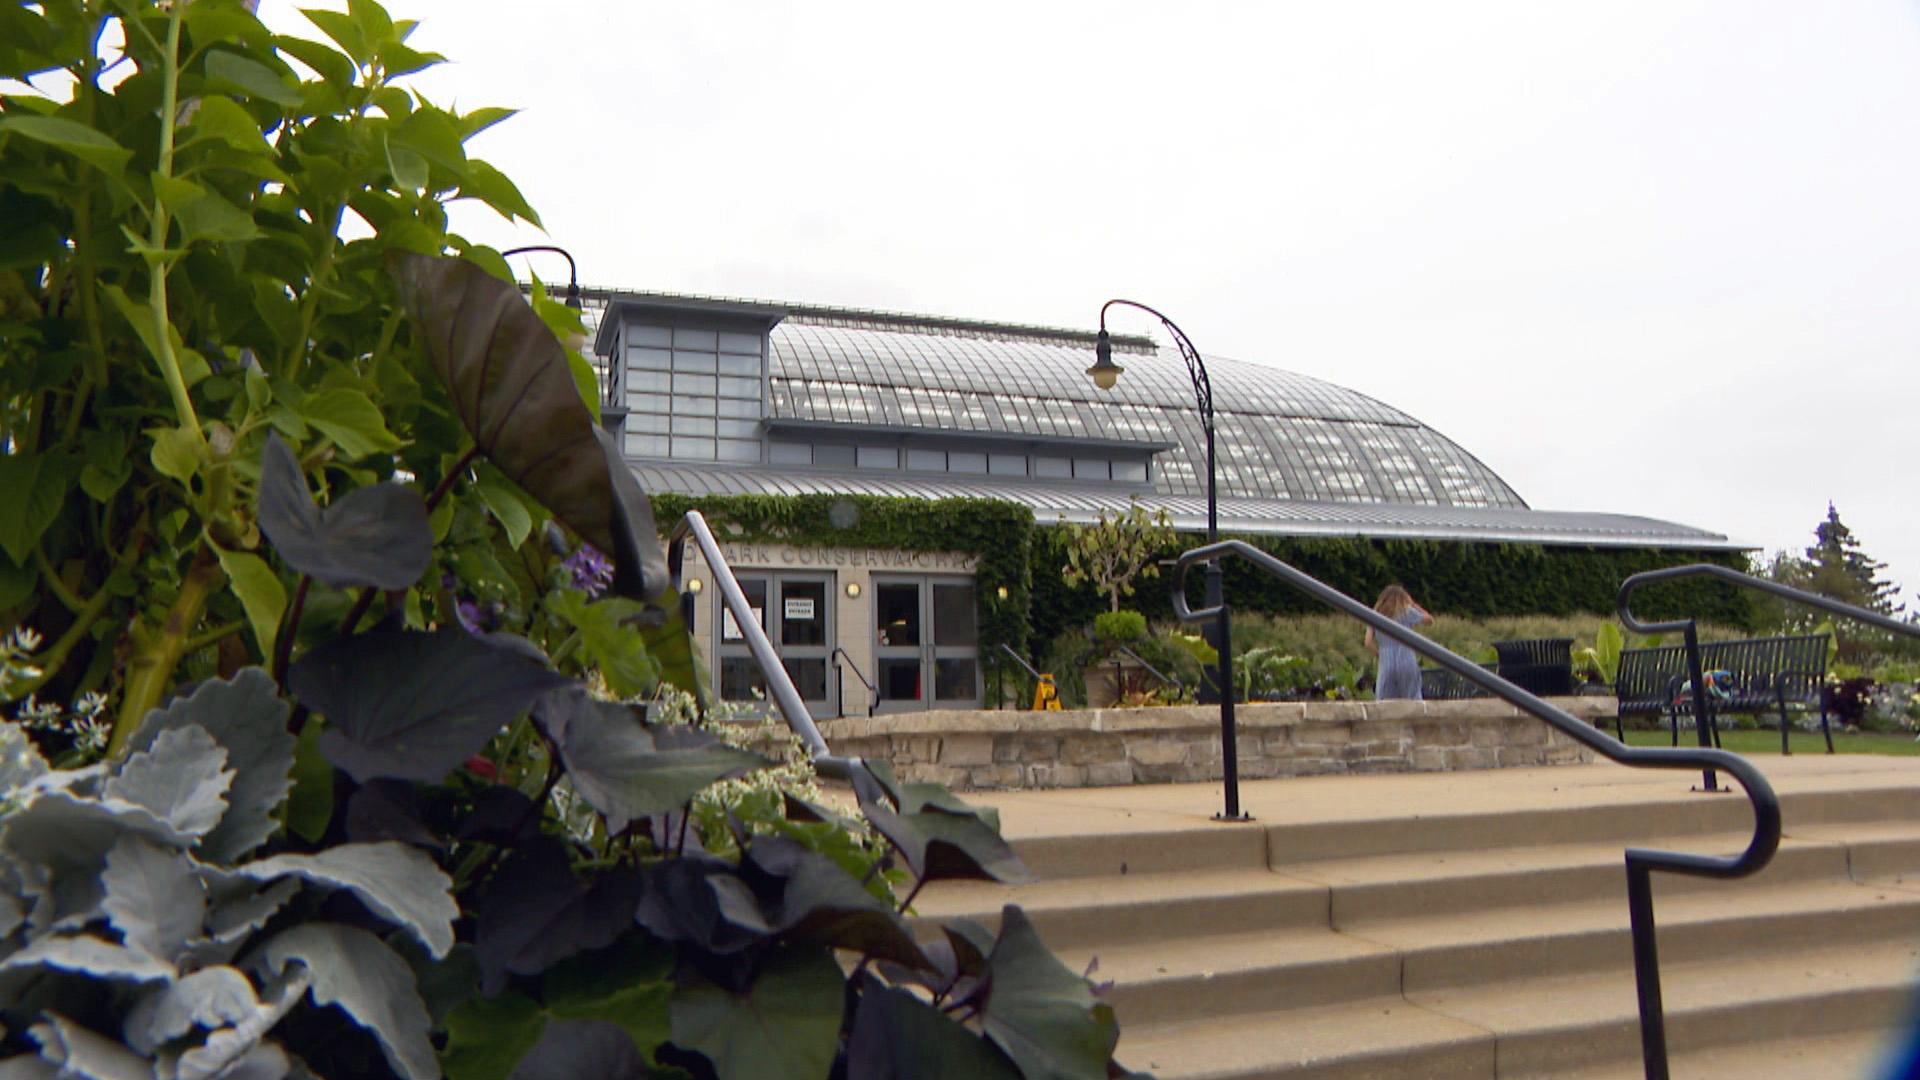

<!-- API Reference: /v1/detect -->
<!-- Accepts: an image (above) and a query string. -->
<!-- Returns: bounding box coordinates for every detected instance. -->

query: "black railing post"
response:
[1626,860,1670,1080]
[1680,623,1719,792]
[1210,561,1243,821]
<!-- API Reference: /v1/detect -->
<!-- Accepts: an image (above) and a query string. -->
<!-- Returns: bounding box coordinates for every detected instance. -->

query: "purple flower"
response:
[564,544,614,599]
[456,599,487,635]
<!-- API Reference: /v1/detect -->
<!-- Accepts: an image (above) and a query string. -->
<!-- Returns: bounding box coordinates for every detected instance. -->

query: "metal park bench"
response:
[1420,662,1497,700]
[1493,637,1575,697]
[1612,633,1833,754]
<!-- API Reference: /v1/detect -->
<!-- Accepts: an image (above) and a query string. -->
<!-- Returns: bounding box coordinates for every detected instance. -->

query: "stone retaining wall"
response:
[820,697,1613,790]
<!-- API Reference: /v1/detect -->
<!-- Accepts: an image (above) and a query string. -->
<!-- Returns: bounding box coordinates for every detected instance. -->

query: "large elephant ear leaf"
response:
[289,628,571,785]
[256,430,432,590]
[250,923,438,1080]
[978,906,1120,1080]
[386,253,699,694]
[535,688,767,834]
[846,974,1022,1080]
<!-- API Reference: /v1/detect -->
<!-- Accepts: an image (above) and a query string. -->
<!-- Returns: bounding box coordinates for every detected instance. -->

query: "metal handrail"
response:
[665,511,864,781]
[996,643,1058,710]
[1172,540,1780,1080]
[1110,644,1184,694]
[831,646,877,718]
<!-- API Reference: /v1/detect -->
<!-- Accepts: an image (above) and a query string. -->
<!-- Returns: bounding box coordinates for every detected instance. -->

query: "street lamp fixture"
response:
[501,245,582,309]
[1088,299,1247,821]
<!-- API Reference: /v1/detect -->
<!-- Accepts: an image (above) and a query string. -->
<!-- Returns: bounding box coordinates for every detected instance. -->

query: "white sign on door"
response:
[784,597,815,621]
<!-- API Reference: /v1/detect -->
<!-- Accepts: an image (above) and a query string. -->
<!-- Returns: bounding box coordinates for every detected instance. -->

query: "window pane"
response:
[717,330,761,355]
[988,453,1027,476]
[716,419,760,439]
[906,449,946,471]
[716,439,758,462]
[950,451,988,474]
[721,580,767,643]
[671,416,714,436]
[626,370,670,393]
[879,659,922,703]
[718,354,759,376]
[672,328,717,350]
[623,432,668,457]
[783,657,828,701]
[857,446,898,469]
[628,347,671,370]
[770,442,812,465]
[1114,459,1149,483]
[629,409,671,433]
[1073,458,1110,480]
[628,325,671,347]
[780,581,827,647]
[815,444,855,467]
[671,437,715,459]
[718,397,762,419]
[717,376,760,399]
[932,584,976,646]
[673,351,717,374]
[1034,456,1071,478]
[720,657,766,702]
[673,373,718,396]
[876,583,921,647]
[935,658,977,702]
[672,396,717,417]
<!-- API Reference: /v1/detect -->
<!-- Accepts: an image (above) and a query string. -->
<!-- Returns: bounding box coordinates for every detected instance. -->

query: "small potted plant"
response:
[1084,610,1148,708]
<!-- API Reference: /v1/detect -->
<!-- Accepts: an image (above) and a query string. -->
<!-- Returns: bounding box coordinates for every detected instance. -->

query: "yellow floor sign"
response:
[1033,677,1062,711]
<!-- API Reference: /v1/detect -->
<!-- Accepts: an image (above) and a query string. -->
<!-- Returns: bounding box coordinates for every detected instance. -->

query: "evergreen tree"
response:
[1801,504,1904,662]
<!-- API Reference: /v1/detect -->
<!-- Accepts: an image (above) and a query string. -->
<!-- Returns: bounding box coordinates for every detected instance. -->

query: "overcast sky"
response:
[274,1,1920,610]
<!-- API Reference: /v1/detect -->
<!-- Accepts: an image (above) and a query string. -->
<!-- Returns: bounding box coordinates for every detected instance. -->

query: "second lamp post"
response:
[1087,299,1247,821]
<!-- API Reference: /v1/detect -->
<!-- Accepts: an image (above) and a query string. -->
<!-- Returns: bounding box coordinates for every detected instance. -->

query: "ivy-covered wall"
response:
[651,493,1754,679]
[1029,529,1756,647]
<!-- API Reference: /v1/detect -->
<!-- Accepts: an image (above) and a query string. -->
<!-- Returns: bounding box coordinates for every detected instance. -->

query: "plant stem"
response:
[273,575,311,683]
[425,446,480,512]
[32,547,87,614]
[183,620,245,654]
[110,548,220,756]
[11,585,114,699]
[142,3,209,461]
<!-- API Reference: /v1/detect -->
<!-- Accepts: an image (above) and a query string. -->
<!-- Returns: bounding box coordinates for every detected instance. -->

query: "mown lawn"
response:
[1620,726,1920,756]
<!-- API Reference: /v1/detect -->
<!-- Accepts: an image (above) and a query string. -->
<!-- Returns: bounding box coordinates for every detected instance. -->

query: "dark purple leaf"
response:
[535,688,767,832]
[290,628,570,783]
[634,858,768,958]
[346,780,442,850]
[742,836,927,969]
[473,836,643,994]
[847,974,1022,1080]
[256,431,431,589]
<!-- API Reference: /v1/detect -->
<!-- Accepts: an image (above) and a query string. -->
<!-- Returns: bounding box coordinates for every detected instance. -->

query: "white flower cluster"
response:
[1,625,45,699]
[12,689,111,759]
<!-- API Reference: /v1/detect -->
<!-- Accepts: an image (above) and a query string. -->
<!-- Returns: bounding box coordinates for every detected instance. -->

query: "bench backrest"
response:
[1614,633,1829,714]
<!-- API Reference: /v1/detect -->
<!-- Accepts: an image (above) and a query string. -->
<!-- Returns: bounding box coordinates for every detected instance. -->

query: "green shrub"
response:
[1093,610,1147,646]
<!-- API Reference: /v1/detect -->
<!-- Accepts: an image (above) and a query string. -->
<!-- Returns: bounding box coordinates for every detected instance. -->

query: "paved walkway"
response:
[963,754,1920,843]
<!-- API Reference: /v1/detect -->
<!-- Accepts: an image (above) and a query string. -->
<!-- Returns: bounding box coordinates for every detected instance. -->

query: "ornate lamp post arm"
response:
[1090,299,1247,820]
[501,245,582,309]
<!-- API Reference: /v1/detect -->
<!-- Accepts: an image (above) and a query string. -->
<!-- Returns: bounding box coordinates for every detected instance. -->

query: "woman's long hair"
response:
[1374,584,1416,618]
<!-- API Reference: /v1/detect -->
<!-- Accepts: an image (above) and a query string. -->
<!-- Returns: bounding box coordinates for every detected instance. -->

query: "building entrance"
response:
[872,575,982,714]
[715,573,835,718]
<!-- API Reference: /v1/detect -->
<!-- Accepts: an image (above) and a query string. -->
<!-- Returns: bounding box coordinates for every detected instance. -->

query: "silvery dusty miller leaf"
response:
[29,1013,148,1080]
[105,726,232,839]
[101,835,205,963]
[251,923,437,1080]
[236,842,455,958]
[126,965,259,1055]
[126,668,295,863]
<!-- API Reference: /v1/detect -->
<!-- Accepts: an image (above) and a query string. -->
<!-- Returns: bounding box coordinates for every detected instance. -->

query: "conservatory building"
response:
[585,290,1737,720]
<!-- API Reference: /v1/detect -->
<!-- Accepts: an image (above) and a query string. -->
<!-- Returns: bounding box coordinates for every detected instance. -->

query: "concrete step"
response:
[1544,1028,1901,1080]
[1114,938,1920,1080]
[913,866,1329,951]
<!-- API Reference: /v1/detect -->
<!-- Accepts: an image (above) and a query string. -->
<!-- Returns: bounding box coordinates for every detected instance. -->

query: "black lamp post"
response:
[501,245,582,309]
[1089,299,1247,821]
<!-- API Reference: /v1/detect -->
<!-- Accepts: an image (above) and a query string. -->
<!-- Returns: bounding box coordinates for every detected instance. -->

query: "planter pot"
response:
[1082,657,1143,709]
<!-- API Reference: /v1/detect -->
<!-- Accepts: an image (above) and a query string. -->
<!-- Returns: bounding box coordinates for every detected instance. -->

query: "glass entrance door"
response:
[874,576,981,714]
[715,573,835,718]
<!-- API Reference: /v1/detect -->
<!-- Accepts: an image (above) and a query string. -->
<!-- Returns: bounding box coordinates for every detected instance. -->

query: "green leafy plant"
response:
[1238,646,1310,701]
[1058,500,1174,613]
[1,3,1133,1077]
[1091,610,1147,648]
[1573,621,1625,685]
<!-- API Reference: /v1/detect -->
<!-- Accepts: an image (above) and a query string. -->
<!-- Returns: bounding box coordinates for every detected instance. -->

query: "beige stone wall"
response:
[819,697,1614,790]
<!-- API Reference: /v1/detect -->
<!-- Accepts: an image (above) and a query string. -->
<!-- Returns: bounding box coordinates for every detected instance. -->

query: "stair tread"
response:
[1343,874,1920,949]
[1056,926,1393,986]
[1115,996,1491,1080]
[1539,1028,1902,1080]
[1410,936,1920,1038]
[1286,832,1826,889]
[913,866,1322,920]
